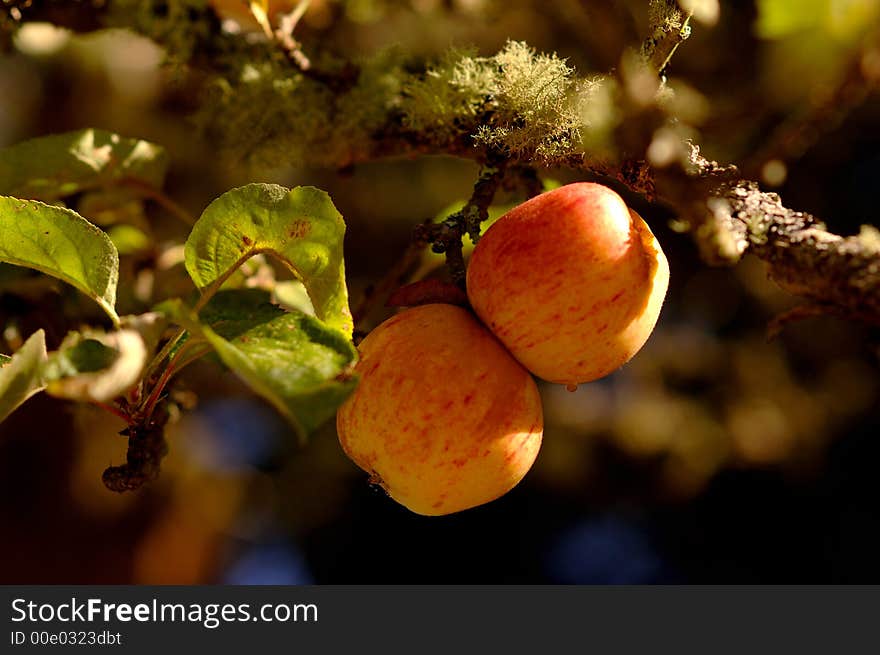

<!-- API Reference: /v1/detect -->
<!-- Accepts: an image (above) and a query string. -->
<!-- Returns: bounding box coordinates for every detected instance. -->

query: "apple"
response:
[466,182,669,386]
[336,303,543,516]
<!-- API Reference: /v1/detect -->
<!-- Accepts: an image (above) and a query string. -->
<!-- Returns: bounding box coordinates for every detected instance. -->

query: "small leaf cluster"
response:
[0,130,360,488]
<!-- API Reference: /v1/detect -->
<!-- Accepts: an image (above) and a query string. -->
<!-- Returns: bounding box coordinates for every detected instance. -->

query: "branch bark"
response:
[655,146,880,325]
[640,0,692,77]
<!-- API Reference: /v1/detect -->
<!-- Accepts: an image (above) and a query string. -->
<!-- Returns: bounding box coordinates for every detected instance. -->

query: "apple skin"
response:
[336,304,543,516]
[466,182,669,386]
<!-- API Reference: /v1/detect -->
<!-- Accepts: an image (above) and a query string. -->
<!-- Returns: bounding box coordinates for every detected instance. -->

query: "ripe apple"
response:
[336,303,543,516]
[466,182,669,385]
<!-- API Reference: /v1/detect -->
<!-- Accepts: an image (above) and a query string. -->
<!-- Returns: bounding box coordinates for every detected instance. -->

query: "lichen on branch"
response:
[196,39,616,169]
[640,0,692,77]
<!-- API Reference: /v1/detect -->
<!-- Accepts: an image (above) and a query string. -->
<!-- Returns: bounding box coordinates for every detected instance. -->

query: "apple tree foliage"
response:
[0,129,359,487]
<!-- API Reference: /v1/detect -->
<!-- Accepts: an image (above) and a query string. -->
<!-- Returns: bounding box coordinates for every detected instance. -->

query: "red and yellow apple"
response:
[336,304,543,516]
[466,182,669,385]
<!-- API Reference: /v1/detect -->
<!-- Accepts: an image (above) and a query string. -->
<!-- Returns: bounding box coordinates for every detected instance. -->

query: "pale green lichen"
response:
[198,48,406,169]
[402,41,596,161]
[197,39,619,169]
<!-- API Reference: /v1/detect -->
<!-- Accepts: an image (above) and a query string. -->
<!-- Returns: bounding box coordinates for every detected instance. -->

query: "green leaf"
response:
[185,184,353,336]
[0,354,11,366]
[43,329,148,403]
[0,128,168,202]
[0,197,120,325]
[181,289,358,440]
[273,279,316,317]
[0,330,48,424]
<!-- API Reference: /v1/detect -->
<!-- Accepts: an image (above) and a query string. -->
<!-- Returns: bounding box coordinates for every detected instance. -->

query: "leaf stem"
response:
[352,238,428,331]
[192,249,259,314]
[140,361,175,420]
[138,252,257,416]
[140,328,186,391]
[140,337,212,420]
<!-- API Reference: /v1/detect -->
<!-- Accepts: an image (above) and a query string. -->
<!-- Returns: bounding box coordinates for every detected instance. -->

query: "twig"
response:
[102,405,169,492]
[273,0,312,70]
[640,0,692,77]
[414,163,508,286]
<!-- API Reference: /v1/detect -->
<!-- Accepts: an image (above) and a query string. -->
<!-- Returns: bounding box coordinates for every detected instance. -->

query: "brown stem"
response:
[102,406,169,493]
[640,0,692,77]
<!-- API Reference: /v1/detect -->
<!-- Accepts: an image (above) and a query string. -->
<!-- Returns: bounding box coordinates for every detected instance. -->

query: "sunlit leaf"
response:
[0,197,120,325]
[0,330,48,424]
[0,128,168,202]
[171,289,358,441]
[185,184,353,335]
[44,329,148,403]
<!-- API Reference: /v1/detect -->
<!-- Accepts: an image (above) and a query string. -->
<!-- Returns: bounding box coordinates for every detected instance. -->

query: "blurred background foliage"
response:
[1,0,880,583]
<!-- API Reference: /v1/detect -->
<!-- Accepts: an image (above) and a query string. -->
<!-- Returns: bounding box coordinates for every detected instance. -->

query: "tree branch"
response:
[655,145,880,325]
[640,0,692,77]
[10,0,880,326]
